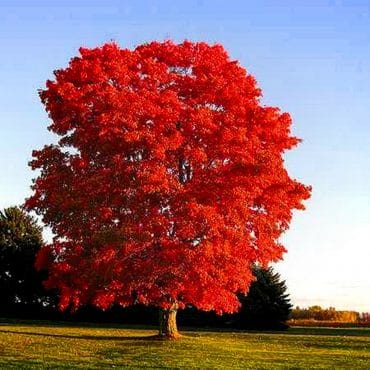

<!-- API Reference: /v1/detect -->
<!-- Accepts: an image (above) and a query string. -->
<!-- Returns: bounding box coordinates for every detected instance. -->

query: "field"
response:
[0,320,369,368]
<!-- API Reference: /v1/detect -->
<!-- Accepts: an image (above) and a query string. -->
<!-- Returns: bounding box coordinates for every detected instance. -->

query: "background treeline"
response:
[289,306,370,327]
[291,306,359,322]
[2,206,369,329]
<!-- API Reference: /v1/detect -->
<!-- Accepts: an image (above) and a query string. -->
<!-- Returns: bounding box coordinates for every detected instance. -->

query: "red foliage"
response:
[26,41,311,314]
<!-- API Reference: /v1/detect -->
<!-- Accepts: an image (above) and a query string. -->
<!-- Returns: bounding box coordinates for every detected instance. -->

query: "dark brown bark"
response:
[158,304,181,339]
[178,157,192,184]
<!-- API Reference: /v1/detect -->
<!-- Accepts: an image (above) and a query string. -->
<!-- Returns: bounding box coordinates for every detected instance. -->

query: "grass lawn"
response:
[0,319,369,368]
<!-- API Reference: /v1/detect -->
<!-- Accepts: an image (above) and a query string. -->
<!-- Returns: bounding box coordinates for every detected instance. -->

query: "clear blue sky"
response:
[1,0,369,312]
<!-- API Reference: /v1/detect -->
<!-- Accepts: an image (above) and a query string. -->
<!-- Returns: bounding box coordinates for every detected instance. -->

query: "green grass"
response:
[0,319,369,368]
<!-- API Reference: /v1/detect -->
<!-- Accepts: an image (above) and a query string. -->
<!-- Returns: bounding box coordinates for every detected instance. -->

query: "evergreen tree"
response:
[0,206,54,316]
[236,265,292,330]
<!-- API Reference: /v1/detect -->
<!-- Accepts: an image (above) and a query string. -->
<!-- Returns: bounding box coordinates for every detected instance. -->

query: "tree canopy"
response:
[26,41,310,336]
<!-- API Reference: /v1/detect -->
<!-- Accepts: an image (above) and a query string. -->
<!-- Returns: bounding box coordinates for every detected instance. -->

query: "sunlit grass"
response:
[0,320,369,368]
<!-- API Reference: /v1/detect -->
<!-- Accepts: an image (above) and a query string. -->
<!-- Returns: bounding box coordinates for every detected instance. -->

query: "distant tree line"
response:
[290,306,370,325]
[0,206,293,330]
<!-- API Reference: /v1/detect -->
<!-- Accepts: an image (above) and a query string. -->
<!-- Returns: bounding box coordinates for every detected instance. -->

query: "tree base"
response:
[158,305,181,339]
[155,332,183,340]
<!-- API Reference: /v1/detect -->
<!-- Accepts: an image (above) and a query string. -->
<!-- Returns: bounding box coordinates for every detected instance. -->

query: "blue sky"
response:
[1,0,369,311]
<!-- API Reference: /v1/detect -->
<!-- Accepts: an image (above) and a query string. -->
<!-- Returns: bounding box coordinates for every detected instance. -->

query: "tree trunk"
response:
[158,304,181,339]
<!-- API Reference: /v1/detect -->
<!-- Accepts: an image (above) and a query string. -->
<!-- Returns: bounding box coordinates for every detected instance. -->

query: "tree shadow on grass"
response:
[0,318,157,331]
[0,329,161,341]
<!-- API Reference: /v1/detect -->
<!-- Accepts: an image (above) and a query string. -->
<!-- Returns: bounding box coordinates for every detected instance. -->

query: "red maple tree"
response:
[26,41,311,338]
